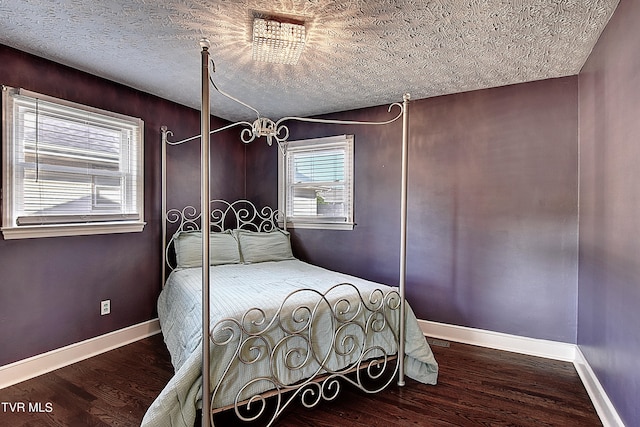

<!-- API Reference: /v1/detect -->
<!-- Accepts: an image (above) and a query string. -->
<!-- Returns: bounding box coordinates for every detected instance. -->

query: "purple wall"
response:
[248,77,579,343]
[578,0,640,425]
[0,45,245,366]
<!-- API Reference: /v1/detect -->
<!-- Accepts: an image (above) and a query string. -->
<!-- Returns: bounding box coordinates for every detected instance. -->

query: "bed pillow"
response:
[173,230,241,268]
[236,229,295,263]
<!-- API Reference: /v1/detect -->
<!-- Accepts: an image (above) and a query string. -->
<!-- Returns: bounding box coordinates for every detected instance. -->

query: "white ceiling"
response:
[0,0,618,122]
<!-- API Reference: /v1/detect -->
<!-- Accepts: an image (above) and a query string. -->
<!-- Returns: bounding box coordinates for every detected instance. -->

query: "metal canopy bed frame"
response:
[156,39,421,427]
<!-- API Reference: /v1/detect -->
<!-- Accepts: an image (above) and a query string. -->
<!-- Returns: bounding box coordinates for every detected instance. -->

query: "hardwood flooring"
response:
[0,334,173,427]
[0,333,601,426]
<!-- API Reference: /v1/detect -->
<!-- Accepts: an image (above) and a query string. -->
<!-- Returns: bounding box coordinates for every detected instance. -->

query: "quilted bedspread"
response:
[141,260,438,427]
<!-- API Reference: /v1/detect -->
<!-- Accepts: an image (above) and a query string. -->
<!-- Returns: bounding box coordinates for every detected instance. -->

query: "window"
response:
[278,134,354,230]
[2,86,145,239]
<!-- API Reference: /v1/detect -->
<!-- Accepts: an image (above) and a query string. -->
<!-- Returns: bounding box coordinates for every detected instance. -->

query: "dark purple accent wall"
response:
[0,45,245,366]
[248,77,579,343]
[578,0,640,425]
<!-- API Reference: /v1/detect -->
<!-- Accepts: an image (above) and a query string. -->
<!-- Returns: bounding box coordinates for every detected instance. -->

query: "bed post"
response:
[398,93,410,387]
[281,146,288,232]
[161,126,168,287]
[199,38,212,427]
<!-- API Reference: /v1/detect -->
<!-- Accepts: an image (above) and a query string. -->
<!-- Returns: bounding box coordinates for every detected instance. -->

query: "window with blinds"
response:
[2,86,145,239]
[278,135,354,230]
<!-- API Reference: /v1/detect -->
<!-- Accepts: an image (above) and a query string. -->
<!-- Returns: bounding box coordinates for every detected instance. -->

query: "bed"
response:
[142,201,438,427]
[142,39,438,427]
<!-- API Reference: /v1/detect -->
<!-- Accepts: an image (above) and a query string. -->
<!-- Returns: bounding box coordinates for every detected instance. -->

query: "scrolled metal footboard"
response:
[209,283,401,426]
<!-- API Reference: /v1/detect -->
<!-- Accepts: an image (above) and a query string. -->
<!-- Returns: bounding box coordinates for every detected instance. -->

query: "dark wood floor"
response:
[0,333,601,426]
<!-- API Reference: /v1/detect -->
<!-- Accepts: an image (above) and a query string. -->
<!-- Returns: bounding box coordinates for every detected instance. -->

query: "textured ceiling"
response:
[0,0,619,122]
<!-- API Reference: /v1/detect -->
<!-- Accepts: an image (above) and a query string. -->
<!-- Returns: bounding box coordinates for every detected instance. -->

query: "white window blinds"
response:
[280,135,354,229]
[2,86,145,238]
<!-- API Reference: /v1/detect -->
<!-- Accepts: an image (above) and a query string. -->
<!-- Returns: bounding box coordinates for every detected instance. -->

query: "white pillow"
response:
[236,230,295,263]
[173,230,241,268]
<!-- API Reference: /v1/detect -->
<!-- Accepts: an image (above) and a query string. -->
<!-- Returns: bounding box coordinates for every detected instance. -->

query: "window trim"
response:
[278,134,355,231]
[1,86,146,239]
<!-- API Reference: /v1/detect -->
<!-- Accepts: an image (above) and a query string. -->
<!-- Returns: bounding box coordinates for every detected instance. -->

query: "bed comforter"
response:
[141,260,438,427]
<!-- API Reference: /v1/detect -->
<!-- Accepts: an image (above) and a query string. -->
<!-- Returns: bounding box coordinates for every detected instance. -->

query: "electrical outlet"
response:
[100,299,111,316]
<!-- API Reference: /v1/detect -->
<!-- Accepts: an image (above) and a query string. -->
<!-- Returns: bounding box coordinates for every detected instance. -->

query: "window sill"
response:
[1,221,146,240]
[279,221,355,231]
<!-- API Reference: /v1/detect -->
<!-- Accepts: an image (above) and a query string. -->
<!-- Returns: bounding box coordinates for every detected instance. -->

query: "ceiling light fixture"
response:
[252,18,306,65]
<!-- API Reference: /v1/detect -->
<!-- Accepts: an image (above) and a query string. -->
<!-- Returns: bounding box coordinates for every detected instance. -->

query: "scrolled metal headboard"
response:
[163,199,283,273]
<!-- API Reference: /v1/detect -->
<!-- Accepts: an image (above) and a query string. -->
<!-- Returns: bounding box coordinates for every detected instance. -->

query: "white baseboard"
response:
[418,319,624,427]
[417,319,576,361]
[574,347,626,427]
[0,318,161,390]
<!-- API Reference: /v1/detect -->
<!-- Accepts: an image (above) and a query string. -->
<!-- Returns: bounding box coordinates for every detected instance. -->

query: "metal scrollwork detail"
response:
[209,283,401,426]
[241,117,290,154]
[164,200,282,270]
